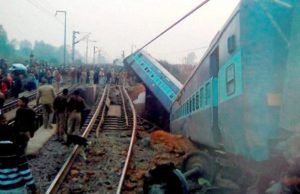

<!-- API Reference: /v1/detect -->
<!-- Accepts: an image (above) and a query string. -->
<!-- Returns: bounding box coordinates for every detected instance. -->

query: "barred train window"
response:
[227,35,236,54]
[196,91,199,109]
[205,82,210,105]
[200,88,204,108]
[226,64,235,95]
[192,95,195,111]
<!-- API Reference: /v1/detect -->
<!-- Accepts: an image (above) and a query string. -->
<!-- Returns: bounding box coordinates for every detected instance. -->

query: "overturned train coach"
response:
[170,0,300,161]
[124,50,183,112]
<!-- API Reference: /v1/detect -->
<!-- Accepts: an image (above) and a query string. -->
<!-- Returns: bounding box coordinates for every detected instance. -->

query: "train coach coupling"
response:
[143,152,241,194]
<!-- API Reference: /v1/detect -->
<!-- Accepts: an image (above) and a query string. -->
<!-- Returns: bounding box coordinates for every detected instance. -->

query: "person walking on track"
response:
[36,79,56,129]
[53,88,68,141]
[67,90,85,135]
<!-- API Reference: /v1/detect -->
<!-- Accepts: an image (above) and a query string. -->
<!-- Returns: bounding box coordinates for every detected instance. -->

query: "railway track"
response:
[44,85,137,194]
[28,85,104,193]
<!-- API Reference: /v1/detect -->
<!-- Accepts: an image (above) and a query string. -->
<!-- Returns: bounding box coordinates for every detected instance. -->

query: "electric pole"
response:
[122,50,125,59]
[55,10,67,67]
[72,31,79,65]
[86,38,96,65]
[93,46,98,66]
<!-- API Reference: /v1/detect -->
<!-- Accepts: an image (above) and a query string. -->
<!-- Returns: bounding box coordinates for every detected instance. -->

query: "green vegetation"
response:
[0,25,77,66]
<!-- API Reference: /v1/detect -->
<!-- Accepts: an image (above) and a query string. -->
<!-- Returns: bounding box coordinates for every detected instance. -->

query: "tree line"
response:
[0,25,82,66]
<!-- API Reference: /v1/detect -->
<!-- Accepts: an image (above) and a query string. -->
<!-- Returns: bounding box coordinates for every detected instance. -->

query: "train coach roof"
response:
[141,51,183,89]
[173,3,240,104]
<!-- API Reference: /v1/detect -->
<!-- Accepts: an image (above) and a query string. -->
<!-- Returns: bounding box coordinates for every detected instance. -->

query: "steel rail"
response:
[2,91,37,113]
[96,86,110,137]
[119,85,129,127]
[116,86,137,194]
[45,85,108,194]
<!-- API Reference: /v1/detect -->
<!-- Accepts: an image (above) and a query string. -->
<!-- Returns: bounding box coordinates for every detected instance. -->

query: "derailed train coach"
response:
[170,0,300,161]
[124,51,183,112]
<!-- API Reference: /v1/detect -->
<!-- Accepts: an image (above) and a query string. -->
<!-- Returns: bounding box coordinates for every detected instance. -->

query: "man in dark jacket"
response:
[67,90,85,135]
[53,88,68,141]
[14,96,36,147]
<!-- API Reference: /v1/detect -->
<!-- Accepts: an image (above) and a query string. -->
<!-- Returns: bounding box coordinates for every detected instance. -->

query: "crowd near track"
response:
[45,85,137,194]
[2,81,77,125]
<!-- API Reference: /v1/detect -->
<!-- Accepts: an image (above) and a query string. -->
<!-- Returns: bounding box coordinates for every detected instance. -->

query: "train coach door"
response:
[209,47,222,144]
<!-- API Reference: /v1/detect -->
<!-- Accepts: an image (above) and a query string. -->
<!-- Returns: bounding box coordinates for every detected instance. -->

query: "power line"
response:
[137,0,211,52]
[25,0,64,25]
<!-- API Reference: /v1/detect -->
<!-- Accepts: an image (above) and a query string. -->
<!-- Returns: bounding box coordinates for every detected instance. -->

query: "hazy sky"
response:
[0,0,240,63]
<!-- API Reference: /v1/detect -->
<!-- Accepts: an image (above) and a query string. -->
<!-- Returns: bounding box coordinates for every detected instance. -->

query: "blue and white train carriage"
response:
[170,0,300,161]
[124,51,183,112]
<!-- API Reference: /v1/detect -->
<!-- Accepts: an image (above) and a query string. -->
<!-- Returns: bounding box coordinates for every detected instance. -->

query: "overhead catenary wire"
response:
[136,0,211,53]
[25,0,64,25]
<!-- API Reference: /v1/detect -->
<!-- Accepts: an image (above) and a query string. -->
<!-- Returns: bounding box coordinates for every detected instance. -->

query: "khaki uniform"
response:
[37,84,56,129]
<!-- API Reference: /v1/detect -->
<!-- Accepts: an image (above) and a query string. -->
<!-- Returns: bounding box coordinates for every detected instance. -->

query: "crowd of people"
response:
[70,66,124,86]
[0,60,66,100]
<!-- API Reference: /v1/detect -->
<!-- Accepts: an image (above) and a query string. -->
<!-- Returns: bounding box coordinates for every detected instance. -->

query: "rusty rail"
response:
[45,85,108,194]
[116,86,137,194]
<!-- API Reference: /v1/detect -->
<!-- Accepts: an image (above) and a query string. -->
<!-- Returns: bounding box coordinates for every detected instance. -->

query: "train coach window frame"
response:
[189,99,192,114]
[226,64,235,96]
[200,88,204,108]
[205,82,211,106]
[192,95,195,112]
[227,35,236,54]
[196,91,199,110]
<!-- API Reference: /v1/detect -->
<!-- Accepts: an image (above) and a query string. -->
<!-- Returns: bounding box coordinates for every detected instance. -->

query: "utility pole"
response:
[72,31,79,65]
[93,46,98,66]
[86,36,89,65]
[97,49,101,64]
[86,38,96,65]
[122,50,125,59]
[55,10,67,67]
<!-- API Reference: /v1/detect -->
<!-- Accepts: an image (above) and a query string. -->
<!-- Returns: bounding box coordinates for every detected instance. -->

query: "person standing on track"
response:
[53,88,68,141]
[36,79,56,129]
[67,90,85,135]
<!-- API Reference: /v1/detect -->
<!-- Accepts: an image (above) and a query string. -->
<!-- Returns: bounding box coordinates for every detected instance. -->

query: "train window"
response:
[192,95,195,111]
[205,82,211,105]
[226,64,235,95]
[185,102,187,115]
[200,88,204,108]
[196,91,199,109]
[228,35,236,54]
[189,99,192,113]
[144,67,148,71]
[187,100,189,113]
[140,63,145,66]
[138,53,142,58]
